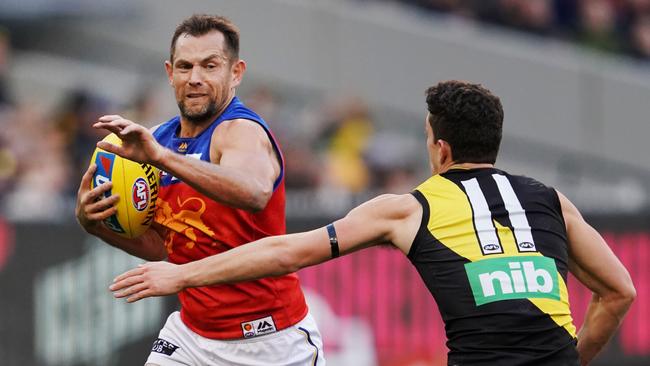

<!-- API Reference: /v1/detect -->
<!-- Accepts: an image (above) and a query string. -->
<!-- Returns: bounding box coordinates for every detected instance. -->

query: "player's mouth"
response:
[186,93,208,99]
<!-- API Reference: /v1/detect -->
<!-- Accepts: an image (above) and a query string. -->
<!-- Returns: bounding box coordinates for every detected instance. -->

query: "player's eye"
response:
[176,62,192,70]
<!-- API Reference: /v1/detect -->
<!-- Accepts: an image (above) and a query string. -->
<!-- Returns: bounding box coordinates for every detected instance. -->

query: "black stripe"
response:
[298,327,319,366]
[408,190,430,260]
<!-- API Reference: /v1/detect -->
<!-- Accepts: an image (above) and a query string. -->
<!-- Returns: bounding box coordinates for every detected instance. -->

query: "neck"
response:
[438,162,494,174]
[178,92,236,138]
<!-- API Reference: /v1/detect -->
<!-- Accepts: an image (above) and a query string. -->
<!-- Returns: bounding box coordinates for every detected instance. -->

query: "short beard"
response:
[178,100,219,124]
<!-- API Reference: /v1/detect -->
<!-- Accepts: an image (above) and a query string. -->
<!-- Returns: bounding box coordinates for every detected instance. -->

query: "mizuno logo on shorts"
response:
[241,316,277,338]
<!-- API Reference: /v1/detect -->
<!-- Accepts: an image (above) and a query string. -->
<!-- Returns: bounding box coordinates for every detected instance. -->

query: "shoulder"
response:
[212,119,272,146]
[351,193,421,220]
[503,171,552,191]
[152,116,179,138]
[555,190,581,221]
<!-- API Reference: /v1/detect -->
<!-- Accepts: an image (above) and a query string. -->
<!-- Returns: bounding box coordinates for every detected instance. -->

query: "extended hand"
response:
[94,115,165,165]
[110,261,185,302]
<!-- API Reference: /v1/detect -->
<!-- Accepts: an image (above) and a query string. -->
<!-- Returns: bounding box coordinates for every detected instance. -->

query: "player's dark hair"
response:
[170,14,240,63]
[425,81,503,164]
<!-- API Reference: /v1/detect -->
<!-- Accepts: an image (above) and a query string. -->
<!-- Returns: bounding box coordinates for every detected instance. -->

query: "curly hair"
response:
[425,81,504,164]
[170,14,240,63]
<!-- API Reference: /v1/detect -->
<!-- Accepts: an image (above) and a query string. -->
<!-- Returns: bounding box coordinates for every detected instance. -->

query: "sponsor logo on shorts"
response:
[151,338,179,356]
[132,177,150,211]
[241,316,277,338]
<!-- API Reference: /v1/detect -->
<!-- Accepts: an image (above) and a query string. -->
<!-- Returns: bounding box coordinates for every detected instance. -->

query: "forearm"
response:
[181,230,329,288]
[577,293,634,365]
[154,149,270,210]
[87,225,166,261]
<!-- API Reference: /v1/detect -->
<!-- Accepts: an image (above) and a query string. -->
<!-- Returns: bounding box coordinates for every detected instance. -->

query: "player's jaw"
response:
[178,86,229,124]
[178,97,218,124]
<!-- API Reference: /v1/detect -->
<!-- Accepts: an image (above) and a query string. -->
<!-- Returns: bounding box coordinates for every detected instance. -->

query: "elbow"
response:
[272,240,302,275]
[620,283,637,306]
[603,282,637,313]
[243,185,273,212]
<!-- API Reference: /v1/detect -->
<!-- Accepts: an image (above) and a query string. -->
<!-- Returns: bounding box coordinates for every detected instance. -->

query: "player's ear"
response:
[231,59,246,87]
[438,139,453,165]
[164,60,174,86]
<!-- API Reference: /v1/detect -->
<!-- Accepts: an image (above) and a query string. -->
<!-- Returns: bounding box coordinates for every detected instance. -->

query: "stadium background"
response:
[0,0,649,365]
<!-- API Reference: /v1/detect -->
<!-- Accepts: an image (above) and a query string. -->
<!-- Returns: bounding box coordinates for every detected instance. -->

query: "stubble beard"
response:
[178,99,219,124]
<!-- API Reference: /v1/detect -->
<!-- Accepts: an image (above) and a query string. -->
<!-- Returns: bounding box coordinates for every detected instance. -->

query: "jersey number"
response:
[461,174,537,255]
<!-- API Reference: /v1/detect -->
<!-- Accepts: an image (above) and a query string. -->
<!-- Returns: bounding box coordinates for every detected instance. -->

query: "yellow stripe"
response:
[418,175,484,261]
[416,175,576,337]
[530,275,577,337]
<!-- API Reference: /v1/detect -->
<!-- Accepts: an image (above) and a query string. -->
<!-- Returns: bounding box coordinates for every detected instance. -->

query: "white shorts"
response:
[145,312,325,366]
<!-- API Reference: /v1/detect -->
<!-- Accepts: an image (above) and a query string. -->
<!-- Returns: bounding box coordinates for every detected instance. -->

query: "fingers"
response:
[94,116,133,135]
[85,194,120,215]
[114,281,148,299]
[96,141,126,156]
[78,164,97,194]
[79,181,119,222]
[84,205,118,222]
[82,181,114,205]
[119,123,140,136]
[127,289,154,303]
[112,266,146,285]
[110,266,155,303]
[98,115,123,122]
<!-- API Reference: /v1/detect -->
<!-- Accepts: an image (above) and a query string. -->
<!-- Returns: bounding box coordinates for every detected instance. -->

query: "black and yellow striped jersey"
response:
[408,167,578,366]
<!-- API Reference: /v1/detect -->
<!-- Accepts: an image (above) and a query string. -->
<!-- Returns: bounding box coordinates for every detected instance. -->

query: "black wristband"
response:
[326,224,340,258]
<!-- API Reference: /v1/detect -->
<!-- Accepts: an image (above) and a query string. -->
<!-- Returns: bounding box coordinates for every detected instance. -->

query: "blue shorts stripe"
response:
[298,326,319,366]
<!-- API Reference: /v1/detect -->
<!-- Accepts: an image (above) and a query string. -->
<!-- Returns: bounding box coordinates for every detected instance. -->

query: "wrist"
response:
[151,146,169,169]
[178,262,195,289]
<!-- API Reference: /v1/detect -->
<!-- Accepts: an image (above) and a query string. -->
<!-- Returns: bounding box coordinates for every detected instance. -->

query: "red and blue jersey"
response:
[152,96,307,339]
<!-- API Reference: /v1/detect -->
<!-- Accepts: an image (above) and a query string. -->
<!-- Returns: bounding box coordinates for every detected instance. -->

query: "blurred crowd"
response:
[5,0,649,222]
[0,26,422,222]
[384,0,650,59]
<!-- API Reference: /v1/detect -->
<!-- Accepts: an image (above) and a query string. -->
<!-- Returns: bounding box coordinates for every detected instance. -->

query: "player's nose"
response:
[188,67,204,86]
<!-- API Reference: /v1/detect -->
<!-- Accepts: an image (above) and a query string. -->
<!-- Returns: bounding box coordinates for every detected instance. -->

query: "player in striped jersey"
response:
[111,80,635,365]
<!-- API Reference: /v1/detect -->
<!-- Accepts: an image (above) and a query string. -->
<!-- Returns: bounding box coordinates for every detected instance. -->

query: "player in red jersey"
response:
[75,14,324,366]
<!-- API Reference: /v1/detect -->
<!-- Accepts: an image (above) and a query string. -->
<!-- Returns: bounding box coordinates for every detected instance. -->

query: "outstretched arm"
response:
[110,193,422,302]
[558,191,636,365]
[94,116,280,211]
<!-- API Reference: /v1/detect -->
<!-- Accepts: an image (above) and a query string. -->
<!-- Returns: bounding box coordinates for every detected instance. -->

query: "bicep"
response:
[290,200,394,268]
[334,194,421,255]
[211,120,280,187]
[289,194,421,269]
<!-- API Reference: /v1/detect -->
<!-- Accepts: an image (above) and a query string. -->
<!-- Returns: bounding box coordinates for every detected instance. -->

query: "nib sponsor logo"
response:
[241,316,276,338]
[465,256,561,306]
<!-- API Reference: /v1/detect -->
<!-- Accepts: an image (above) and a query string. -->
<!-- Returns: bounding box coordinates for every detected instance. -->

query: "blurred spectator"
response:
[365,131,421,193]
[576,0,622,53]
[318,97,374,193]
[408,0,475,17]
[0,28,12,108]
[630,14,650,58]
[2,104,72,221]
[54,89,111,196]
[515,0,557,36]
[627,0,650,13]
[122,86,164,128]
[382,0,650,60]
